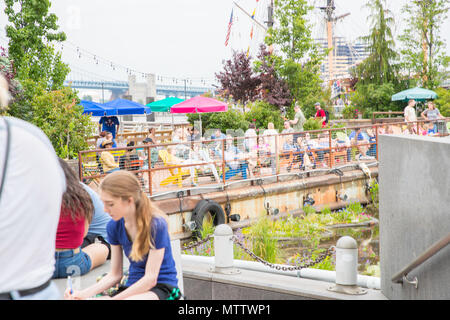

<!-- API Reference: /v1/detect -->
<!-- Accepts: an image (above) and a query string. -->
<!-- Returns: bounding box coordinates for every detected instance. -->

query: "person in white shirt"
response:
[0,76,66,300]
[404,99,417,133]
[262,122,278,175]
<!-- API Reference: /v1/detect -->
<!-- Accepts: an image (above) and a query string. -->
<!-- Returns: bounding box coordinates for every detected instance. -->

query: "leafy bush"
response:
[187,107,249,134]
[30,86,96,159]
[303,117,322,131]
[435,87,450,117]
[244,100,284,132]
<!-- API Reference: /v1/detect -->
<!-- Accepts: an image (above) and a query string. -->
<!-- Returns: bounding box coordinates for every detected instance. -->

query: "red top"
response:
[55,206,86,249]
[315,109,326,127]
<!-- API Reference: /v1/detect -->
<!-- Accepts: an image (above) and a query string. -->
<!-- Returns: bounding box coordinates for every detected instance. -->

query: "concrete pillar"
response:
[211,224,240,275]
[328,236,367,295]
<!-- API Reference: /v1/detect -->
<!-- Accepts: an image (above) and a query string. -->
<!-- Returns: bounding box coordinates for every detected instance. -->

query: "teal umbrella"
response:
[392,87,438,102]
[147,97,185,127]
[147,97,185,112]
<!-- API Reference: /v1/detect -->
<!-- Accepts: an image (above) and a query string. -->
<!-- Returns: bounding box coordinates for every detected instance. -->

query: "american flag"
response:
[224,9,233,47]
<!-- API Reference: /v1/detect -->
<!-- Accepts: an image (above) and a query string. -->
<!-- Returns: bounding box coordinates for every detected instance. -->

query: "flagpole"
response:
[233,1,267,31]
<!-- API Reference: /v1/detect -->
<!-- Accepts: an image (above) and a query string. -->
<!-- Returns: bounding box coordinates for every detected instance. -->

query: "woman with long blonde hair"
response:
[65,170,179,300]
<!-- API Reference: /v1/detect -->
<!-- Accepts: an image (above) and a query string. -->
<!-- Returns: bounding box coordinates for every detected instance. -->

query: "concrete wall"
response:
[379,135,450,299]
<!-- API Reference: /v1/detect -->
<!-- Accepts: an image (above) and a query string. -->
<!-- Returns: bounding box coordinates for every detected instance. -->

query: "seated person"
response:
[315,133,331,167]
[81,183,112,260]
[222,135,249,180]
[187,127,201,142]
[96,131,108,149]
[166,145,200,186]
[293,136,315,170]
[366,128,377,158]
[119,141,140,171]
[210,129,227,157]
[53,159,109,279]
[335,132,352,162]
[65,171,180,300]
[348,128,370,159]
[190,142,220,183]
[171,128,190,159]
[100,140,120,174]
[104,132,117,148]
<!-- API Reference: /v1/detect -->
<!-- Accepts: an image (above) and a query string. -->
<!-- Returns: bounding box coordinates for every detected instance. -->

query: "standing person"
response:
[0,75,66,300]
[53,159,109,279]
[404,100,417,133]
[99,115,120,139]
[65,171,180,300]
[421,101,444,133]
[314,102,327,128]
[287,104,306,142]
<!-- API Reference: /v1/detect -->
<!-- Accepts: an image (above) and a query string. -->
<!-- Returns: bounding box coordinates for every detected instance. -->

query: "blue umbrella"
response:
[392,87,438,102]
[103,98,151,115]
[80,100,116,116]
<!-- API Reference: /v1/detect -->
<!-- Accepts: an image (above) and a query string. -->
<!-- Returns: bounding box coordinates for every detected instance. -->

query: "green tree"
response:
[399,0,449,89]
[264,0,325,112]
[356,0,399,85]
[4,0,67,81]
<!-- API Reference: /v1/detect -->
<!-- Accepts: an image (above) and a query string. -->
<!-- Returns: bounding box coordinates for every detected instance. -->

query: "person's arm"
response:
[112,247,165,300]
[65,245,124,299]
[421,110,428,120]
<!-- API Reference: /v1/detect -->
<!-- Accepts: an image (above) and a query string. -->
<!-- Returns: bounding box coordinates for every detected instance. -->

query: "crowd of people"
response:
[90,99,449,189]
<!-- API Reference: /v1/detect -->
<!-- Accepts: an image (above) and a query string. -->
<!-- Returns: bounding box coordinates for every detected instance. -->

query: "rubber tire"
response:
[191,199,226,239]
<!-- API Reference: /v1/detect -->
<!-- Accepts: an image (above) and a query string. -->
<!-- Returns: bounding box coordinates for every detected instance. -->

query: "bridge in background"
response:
[64,79,216,100]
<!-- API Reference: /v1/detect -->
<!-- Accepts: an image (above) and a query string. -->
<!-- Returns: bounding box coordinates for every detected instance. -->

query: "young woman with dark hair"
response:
[53,159,109,279]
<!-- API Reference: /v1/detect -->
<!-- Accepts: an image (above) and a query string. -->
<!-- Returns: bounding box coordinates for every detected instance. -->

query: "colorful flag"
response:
[225,9,233,47]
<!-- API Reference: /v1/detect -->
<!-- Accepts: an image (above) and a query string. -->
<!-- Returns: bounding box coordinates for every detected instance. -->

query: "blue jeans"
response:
[52,249,92,279]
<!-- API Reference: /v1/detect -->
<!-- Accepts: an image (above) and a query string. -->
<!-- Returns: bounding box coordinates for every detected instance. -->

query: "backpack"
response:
[324,110,330,124]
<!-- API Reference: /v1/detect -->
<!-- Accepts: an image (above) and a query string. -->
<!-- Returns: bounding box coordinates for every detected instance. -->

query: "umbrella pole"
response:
[171,112,174,129]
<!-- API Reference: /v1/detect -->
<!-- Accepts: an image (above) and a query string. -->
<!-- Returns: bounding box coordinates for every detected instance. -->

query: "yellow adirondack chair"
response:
[158,149,192,187]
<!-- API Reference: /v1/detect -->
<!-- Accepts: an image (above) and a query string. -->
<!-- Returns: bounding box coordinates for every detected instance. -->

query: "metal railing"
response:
[78,118,449,196]
[391,233,450,288]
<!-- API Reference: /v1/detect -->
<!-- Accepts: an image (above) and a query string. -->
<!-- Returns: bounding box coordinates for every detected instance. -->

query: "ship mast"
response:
[319,0,350,84]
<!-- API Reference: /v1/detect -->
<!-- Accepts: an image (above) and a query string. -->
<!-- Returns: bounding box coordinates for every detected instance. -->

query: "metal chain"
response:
[181,234,213,251]
[231,235,335,272]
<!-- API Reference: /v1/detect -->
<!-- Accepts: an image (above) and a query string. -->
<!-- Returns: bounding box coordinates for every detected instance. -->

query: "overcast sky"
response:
[0,0,449,87]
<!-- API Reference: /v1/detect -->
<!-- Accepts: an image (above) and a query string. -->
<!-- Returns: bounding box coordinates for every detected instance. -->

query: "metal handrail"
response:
[391,233,450,287]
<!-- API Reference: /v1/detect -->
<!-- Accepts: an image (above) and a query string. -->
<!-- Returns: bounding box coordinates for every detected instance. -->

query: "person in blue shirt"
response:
[81,183,112,259]
[65,170,180,300]
[98,115,120,139]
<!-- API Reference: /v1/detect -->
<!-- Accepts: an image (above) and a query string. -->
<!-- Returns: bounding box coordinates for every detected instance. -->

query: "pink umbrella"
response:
[170,95,228,133]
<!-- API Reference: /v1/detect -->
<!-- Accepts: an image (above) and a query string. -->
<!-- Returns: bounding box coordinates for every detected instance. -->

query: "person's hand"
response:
[64,288,85,300]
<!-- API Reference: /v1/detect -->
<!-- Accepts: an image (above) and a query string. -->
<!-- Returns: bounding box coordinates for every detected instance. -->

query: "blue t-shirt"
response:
[81,183,111,241]
[99,116,120,138]
[106,216,178,287]
[349,131,369,141]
